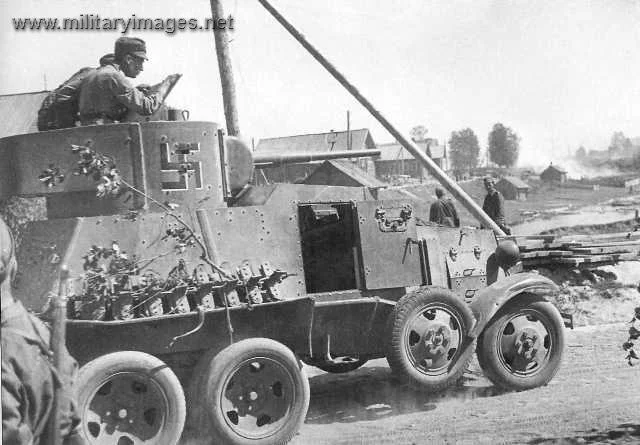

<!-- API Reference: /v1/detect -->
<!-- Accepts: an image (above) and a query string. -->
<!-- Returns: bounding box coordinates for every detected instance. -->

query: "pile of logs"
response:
[508,231,640,269]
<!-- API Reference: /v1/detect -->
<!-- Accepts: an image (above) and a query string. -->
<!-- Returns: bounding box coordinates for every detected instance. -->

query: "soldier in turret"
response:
[78,36,180,125]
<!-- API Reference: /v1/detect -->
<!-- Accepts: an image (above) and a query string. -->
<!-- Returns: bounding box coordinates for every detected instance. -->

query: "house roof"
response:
[498,176,530,189]
[0,91,48,138]
[305,159,387,188]
[256,128,376,154]
[542,164,567,174]
[376,140,445,161]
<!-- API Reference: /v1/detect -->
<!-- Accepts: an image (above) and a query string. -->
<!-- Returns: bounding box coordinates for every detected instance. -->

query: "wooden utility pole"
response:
[210,0,240,136]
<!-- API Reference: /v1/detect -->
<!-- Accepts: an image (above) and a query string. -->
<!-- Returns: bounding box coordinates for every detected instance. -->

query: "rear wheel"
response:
[188,338,310,445]
[477,295,565,391]
[386,287,476,391]
[76,351,186,445]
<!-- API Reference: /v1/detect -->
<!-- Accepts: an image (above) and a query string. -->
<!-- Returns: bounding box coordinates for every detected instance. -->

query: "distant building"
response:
[254,129,378,184]
[0,91,48,138]
[540,164,568,183]
[496,176,530,201]
[625,178,640,192]
[303,159,386,197]
[375,138,447,180]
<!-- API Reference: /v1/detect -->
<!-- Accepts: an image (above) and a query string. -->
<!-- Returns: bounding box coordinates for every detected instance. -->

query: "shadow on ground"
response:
[304,364,507,424]
[527,424,640,444]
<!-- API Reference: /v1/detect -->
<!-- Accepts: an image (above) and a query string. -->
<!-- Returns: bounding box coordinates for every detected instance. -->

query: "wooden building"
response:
[254,129,378,184]
[496,176,530,201]
[540,164,568,183]
[375,138,447,181]
[303,160,387,198]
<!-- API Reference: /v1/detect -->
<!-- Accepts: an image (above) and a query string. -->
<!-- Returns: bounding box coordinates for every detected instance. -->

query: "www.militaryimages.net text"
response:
[12,14,235,34]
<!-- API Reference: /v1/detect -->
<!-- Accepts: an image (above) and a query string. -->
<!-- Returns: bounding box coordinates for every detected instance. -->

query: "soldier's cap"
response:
[435,187,445,198]
[115,37,148,61]
[99,53,115,66]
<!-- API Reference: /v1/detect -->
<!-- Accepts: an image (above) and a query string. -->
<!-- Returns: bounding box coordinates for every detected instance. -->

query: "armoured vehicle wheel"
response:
[476,295,565,391]
[304,355,369,373]
[189,338,310,445]
[76,351,186,445]
[386,287,475,391]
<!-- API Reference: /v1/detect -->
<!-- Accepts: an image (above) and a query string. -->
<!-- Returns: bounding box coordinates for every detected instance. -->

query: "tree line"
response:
[411,123,521,172]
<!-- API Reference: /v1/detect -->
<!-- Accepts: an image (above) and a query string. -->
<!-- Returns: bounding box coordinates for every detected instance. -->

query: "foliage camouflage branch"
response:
[622,306,640,366]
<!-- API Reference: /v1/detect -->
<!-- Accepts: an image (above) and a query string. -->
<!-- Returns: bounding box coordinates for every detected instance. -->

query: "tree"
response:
[575,146,587,160]
[409,125,428,142]
[488,123,520,167]
[608,131,632,156]
[448,128,480,171]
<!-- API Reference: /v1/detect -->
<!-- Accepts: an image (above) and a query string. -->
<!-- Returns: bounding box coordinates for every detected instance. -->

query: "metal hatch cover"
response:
[355,200,423,289]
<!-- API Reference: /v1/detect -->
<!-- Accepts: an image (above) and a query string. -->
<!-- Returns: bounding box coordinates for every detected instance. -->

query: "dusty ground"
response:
[293,322,640,445]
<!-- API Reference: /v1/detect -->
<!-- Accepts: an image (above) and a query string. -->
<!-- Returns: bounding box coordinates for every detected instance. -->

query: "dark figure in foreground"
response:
[78,36,179,125]
[1,218,85,445]
[429,187,460,227]
[482,177,511,234]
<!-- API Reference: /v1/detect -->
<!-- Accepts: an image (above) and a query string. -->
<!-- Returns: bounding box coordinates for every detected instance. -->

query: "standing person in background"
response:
[429,187,460,227]
[482,177,511,234]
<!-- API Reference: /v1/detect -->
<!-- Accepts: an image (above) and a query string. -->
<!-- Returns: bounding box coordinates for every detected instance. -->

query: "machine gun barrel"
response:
[253,148,380,167]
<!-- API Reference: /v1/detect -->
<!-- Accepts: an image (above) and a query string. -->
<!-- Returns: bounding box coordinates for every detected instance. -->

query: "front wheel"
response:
[188,338,310,445]
[76,351,186,445]
[386,287,476,391]
[476,295,565,391]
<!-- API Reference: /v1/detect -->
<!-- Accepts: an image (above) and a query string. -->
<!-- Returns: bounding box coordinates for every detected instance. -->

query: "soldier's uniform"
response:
[1,218,85,445]
[429,197,460,227]
[2,303,84,445]
[482,186,511,234]
[78,64,163,124]
[78,37,164,125]
[482,189,505,225]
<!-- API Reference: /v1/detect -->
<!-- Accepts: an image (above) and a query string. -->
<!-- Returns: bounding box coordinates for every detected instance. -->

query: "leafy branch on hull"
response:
[40,145,288,333]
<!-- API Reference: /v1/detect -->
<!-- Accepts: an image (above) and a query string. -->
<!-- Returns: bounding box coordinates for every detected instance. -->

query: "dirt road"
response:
[292,323,640,445]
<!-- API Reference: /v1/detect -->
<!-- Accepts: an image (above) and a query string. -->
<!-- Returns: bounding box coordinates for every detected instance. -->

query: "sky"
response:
[1,0,640,169]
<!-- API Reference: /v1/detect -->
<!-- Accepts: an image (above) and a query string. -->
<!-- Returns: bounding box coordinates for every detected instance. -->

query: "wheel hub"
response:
[404,304,464,377]
[232,381,270,415]
[514,327,541,362]
[423,323,451,359]
[84,373,167,443]
[221,358,295,439]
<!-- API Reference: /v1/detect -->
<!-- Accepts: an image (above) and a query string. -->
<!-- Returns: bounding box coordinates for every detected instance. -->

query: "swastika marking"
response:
[160,142,203,191]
